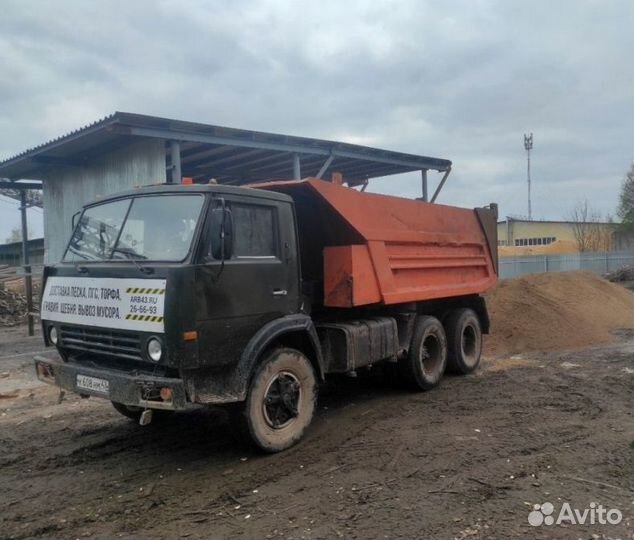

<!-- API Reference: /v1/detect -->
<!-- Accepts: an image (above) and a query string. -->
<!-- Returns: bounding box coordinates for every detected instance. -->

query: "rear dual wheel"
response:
[398,309,483,390]
[399,316,448,391]
[445,308,482,374]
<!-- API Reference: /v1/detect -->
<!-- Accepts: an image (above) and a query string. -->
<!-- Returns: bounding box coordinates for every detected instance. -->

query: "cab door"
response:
[194,195,299,368]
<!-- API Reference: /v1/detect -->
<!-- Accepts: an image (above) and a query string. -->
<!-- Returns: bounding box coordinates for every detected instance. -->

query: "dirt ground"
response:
[1,323,633,540]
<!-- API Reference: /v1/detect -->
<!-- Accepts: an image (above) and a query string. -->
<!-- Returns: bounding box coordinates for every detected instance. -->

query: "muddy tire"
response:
[399,316,447,391]
[445,308,482,374]
[239,347,317,453]
[111,401,171,422]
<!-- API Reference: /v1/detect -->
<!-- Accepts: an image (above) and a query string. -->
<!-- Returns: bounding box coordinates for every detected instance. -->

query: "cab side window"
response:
[232,204,276,258]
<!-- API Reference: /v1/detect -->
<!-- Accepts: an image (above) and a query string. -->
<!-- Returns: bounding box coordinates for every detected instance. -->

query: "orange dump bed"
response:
[257,178,498,308]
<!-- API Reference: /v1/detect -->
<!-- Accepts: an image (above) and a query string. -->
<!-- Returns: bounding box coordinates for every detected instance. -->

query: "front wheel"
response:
[240,347,317,453]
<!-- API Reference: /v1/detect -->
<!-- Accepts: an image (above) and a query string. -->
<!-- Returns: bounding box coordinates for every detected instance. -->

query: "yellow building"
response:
[497,218,615,256]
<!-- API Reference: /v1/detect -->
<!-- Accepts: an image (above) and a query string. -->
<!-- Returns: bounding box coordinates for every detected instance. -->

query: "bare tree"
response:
[617,162,634,230]
[569,200,612,252]
[5,227,22,244]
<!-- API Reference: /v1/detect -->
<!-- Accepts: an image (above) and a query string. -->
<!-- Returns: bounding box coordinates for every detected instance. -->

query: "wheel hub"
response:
[421,334,442,376]
[461,324,478,365]
[263,372,301,429]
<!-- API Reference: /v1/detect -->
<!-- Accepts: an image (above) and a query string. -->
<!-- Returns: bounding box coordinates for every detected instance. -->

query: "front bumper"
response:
[34,354,188,410]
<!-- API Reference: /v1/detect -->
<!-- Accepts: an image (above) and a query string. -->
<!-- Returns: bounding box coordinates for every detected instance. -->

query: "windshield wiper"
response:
[112,246,147,260]
[111,247,153,274]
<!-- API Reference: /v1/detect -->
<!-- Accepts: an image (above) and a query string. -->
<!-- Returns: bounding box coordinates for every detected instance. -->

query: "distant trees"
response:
[617,163,634,231]
[567,163,634,252]
[569,200,612,252]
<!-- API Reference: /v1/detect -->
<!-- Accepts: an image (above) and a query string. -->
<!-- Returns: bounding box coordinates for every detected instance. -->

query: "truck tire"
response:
[445,308,482,374]
[240,347,317,453]
[399,315,447,391]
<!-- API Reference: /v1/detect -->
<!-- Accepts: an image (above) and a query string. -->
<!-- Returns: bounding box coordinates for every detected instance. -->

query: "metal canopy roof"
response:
[0,112,451,187]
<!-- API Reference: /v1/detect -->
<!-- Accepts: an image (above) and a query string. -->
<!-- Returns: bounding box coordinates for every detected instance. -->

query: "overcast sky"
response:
[0,0,632,241]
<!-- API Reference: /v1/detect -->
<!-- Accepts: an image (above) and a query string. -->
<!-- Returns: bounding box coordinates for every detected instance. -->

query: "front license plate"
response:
[76,374,110,395]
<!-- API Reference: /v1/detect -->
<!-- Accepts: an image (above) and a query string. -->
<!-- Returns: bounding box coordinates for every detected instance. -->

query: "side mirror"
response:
[209,205,233,260]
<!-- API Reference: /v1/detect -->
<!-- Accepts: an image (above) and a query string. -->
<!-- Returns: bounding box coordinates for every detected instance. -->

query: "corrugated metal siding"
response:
[42,139,166,263]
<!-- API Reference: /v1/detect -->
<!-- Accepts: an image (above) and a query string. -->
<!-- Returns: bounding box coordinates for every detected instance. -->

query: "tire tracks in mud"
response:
[3,341,634,539]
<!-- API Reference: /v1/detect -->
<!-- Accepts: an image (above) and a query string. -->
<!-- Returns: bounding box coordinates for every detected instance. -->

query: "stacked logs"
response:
[0,283,29,327]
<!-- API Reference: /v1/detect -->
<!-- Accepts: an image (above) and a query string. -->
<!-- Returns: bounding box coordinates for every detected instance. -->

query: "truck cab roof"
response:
[83,182,293,209]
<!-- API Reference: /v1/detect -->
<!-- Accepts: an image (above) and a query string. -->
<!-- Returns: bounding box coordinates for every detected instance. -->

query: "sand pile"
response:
[484,271,634,356]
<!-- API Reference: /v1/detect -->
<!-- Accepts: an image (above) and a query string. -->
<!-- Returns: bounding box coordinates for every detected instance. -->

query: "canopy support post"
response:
[316,153,334,179]
[20,190,34,336]
[421,169,428,201]
[430,168,452,203]
[169,141,181,184]
[293,154,301,179]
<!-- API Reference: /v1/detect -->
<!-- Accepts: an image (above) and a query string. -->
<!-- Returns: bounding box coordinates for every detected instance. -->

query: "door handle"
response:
[272,289,288,296]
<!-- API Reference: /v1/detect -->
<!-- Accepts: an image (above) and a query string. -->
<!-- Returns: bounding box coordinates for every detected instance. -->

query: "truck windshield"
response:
[64,195,204,262]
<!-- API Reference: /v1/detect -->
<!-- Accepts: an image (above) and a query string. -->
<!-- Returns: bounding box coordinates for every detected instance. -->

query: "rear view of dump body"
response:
[257,178,498,308]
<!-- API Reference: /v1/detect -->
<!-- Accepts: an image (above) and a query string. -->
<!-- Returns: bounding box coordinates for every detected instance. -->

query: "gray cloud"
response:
[0,0,631,240]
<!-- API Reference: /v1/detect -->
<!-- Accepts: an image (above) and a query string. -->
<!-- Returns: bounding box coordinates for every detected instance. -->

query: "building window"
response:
[514,236,557,247]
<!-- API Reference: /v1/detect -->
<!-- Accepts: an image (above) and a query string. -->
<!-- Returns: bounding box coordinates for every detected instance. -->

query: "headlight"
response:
[49,325,58,345]
[147,337,162,362]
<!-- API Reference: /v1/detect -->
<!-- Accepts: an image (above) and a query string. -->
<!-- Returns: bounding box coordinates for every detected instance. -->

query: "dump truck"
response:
[35,177,498,452]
